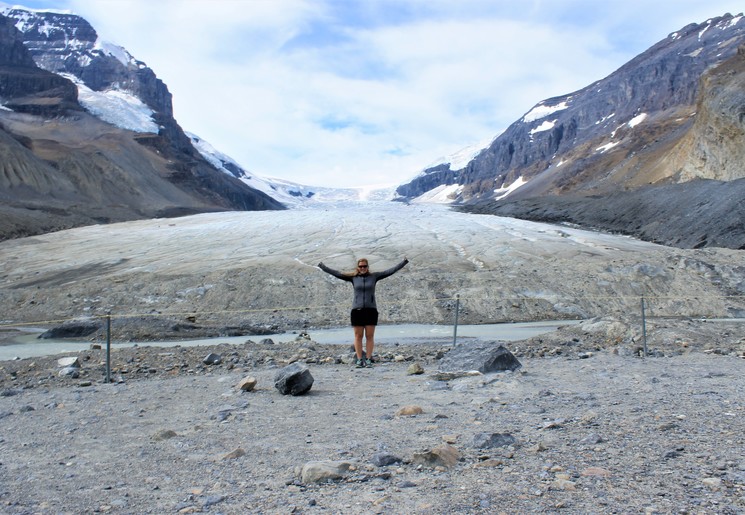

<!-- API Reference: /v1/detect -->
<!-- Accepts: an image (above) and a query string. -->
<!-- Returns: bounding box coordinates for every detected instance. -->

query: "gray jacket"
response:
[319,259,408,310]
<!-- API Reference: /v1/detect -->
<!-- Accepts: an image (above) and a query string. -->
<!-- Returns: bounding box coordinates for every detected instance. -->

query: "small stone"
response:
[203,353,222,365]
[702,477,722,489]
[57,357,81,368]
[406,363,424,375]
[371,452,402,467]
[58,367,80,378]
[152,429,178,441]
[551,478,576,491]
[300,461,353,484]
[527,442,548,453]
[474,459,504,468]
[237,376,258,392]
[395,405,424,417]
[581,467,611,477]
[223,448,246,460]
[411,444,460,469]
[472,432,516,449]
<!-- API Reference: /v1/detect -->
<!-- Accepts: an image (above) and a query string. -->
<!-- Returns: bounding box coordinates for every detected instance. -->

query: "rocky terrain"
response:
[0,318,743,514]
[462,177,745,250]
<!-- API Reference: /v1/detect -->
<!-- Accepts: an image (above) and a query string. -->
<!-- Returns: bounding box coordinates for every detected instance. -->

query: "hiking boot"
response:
[364,358,373,368]
[355,358,365,368]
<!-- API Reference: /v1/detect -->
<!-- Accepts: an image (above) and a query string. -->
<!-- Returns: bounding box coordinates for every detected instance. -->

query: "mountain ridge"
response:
[395,13,745,249]
[0,7,285,240]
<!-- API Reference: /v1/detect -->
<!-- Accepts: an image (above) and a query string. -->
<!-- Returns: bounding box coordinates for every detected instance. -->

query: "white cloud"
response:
[46,0,745,187]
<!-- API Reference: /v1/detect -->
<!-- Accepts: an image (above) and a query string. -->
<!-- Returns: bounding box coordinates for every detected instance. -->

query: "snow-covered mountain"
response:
[397,13,745,206]
[395,13,745,249]
[0,5,291,240]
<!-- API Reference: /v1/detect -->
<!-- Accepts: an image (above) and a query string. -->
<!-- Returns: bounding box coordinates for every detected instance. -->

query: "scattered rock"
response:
[223,448,246,460]
[412,444,460,469]
[300,461,353,484]
[371,452,402,467]
[472,432,516,449]
[395,405,423,417]
[152,429,178,441]
[203,353,222,365]
[237,376,258,391]
[581,467,611,477]
[57,357,81,368]
[407,363,424,375]
[274,363,314,395]
[438,343,522,374]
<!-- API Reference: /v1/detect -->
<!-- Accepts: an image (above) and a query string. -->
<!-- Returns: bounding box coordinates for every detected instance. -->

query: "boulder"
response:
[274,363,314,396]
[438,342,521,374]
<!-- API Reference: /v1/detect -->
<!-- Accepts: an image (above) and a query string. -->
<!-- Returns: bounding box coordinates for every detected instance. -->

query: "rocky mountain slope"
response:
[397,14,745,250]
[0,9,284,241]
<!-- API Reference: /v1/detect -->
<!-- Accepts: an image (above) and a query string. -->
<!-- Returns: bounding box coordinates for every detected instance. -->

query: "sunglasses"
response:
[358,264,368,268]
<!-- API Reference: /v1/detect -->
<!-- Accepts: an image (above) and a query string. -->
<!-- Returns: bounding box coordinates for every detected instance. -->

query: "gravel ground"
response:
[1,325,744,515]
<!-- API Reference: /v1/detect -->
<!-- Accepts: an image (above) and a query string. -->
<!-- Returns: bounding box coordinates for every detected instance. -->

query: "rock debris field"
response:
[1,202,744,513]
[1,322,744,514]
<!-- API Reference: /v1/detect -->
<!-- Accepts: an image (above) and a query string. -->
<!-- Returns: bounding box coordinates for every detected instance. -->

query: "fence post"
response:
[640,296,648,358]
[106,312,112,383]
[453,294,460,346]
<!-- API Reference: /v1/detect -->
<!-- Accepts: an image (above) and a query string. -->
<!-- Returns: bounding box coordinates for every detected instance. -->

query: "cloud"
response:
[47,0,745,187]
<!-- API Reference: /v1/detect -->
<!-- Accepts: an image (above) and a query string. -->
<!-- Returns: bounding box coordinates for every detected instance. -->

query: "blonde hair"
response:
[345,258,369,277]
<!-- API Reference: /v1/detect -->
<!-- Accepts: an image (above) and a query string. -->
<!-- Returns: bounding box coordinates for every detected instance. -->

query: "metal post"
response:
[640,296,648,358]
[453,294,460,346]
[106,312,112,383]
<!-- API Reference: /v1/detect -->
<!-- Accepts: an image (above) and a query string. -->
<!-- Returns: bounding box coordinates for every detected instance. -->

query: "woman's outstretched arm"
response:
[318,262,352,281]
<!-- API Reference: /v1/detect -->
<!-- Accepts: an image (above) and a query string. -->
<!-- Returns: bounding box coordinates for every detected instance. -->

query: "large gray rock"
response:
[274,363,314,396]
[438,342,521,374]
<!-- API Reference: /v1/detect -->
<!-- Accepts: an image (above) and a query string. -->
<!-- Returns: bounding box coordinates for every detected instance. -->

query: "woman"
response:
[318,257,409,368]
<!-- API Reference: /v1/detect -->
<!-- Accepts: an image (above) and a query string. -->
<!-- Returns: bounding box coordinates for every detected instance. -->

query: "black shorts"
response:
[350,308,378,327]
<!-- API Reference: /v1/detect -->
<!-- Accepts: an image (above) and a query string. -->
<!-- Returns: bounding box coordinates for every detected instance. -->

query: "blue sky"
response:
[5,0,745,188]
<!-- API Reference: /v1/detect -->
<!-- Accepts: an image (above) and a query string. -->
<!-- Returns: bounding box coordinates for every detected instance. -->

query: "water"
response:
[0,320,581,361]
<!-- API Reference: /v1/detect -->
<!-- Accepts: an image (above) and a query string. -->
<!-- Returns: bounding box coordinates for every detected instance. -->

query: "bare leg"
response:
[353,326,364,359]
[364,325,376,360]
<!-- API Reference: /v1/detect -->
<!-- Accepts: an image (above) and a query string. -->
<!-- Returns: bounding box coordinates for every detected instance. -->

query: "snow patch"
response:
[523,101,569,123]
[63,74,158,133]
[628,113,647,128]
[596,141,619,153]
[494,176,527,200]
[412,184,462,204]
[530,119,556,135]
[94,39,135,67]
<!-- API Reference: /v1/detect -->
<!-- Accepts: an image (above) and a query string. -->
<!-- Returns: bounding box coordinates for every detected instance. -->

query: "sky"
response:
[6,1,745,188]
